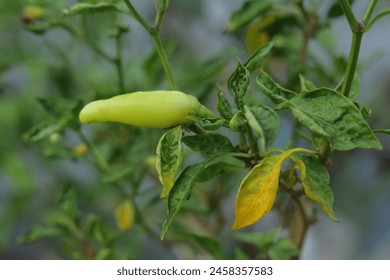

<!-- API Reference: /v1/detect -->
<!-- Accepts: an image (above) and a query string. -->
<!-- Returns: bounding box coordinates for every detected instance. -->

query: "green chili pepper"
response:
[79,90,219,128]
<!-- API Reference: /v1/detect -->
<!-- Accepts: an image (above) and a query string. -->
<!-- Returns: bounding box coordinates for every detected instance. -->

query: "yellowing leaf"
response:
[232,148,314,230]
[115,200,135,231]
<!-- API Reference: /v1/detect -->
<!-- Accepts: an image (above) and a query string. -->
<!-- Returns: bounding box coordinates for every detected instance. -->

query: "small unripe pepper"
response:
[79,90,219,128]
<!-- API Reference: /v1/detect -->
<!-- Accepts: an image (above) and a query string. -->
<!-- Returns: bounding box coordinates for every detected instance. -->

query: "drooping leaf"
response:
[115,200,135,231]
[17,226,63,244]
[268,238,299,260]
[257,71,297,104]
[156,126,184,197]
[225,0,272,32]
[232,148,312,230]
[278,88,382,151]
[160,163,203,240]
[182,133,235,158]
[228,61,250,110]
[245,105,280,149]
[244,42,274,72]
[291,154,337,221]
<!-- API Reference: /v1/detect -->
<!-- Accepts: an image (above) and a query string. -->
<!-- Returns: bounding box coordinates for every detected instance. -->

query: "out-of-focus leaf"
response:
[268,238,299,260]
[236,228,280,251]
[225,1,272,32]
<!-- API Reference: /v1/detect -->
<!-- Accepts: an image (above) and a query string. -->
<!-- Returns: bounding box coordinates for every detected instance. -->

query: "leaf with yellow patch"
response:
[232,148,314,230]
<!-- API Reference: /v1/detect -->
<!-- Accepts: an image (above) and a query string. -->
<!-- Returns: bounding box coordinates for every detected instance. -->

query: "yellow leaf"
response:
[115,200,135,231]
[232,148,314,230]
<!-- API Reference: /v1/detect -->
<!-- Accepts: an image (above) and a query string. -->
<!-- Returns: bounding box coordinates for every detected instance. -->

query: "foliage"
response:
[1,0,389,259]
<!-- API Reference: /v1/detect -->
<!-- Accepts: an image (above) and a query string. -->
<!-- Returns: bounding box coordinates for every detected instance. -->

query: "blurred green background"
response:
[0,0,389,259]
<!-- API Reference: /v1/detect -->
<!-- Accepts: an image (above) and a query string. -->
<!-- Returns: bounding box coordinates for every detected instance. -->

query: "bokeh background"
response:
[0,0,389,259]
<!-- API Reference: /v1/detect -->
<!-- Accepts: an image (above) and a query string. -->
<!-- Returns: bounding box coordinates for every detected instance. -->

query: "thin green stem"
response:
[81,15,112,62]
[122,0,178,90]
[78,131,109,173]
[122,0,153,34]
[341,31,363,97]
[153,0,169,32]
[366,9,390,31]
[115,32,125,92]
[337,0,358,32]
[363,0,378,25]
[151,35,178,90]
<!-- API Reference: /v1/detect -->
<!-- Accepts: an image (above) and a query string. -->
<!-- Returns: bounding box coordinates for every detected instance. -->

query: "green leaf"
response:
[374,129,390,135]
[299,75,316,93]
[234,248,251,260]
[182,134,235,158]
[225,0,272,32]
[245,105,280,149]
[160,163,203,240]
[217,88,234,120]
[63,2,120,16]
[197,157,244,182]
[186,115,228,130]
[232,148,313,230]
[291,154,337,221]
[23,118,68,142]
[17,226,63,244]
[190,234,224,260]
[268,238,299,260]
[156,126,184,198]
[236,228,280,252]
[229,112,247,131]
[228,61,250,110]
[257,71,297,104]
[278,88,382,151]
[244,42,274,72]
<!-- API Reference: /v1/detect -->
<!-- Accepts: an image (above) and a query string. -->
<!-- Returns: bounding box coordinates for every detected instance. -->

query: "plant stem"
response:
[341,31,363,97]
[122,0,178,90]
[151,35,178,90]
[78,131,109,173]
[337,0,358,32]
[122,0,152,34]
[115,31,125,93]
[363,0,378,25]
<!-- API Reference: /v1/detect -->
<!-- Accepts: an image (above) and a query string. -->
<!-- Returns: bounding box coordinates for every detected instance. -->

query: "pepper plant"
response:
[18,0,390,259]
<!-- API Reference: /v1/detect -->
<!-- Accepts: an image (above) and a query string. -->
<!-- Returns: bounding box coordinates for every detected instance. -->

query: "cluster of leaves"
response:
[13,0,390,260]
